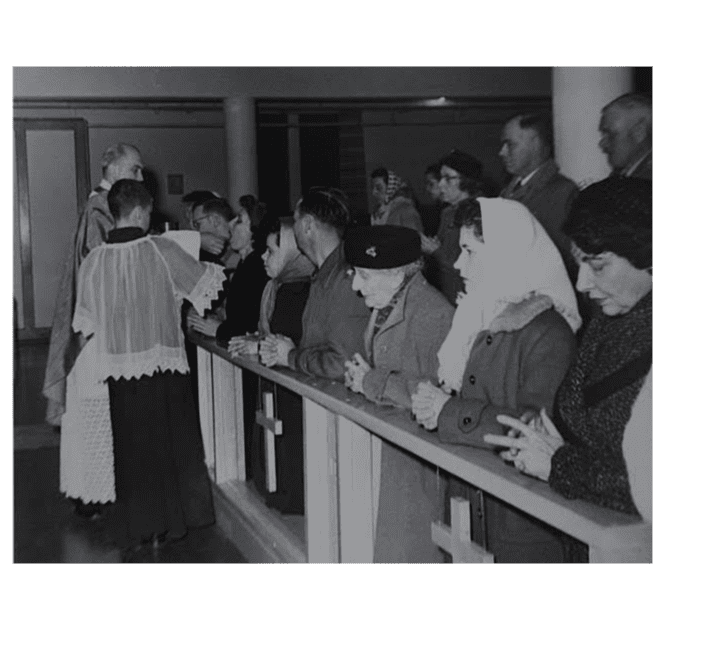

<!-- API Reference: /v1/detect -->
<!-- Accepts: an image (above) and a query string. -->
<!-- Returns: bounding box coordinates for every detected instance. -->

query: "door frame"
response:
[14,117,91,340]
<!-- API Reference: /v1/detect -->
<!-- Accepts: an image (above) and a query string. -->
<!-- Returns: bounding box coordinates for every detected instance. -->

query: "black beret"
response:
[439,150,484,181]
[344,226,421,269]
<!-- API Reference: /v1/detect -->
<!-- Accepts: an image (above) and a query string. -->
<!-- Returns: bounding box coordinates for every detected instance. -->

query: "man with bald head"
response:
[599,93,652,180]
[499,113,578,274]
[44,143,145,426]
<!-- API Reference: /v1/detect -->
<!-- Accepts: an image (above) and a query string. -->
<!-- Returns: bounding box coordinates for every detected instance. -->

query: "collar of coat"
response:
[487,293,555,334]
[505,159,559,198]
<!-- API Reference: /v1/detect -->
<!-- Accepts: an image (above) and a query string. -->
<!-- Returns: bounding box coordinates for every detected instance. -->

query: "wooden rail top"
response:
[190,332,651,556]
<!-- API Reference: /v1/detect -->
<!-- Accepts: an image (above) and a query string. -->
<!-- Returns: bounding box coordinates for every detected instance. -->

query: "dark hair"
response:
[453,197,483,239]
[509,112,554,155]
[182,190,219,207]
[296,187,351,235]
[563,178,652,269]
[239,194,268,226]
[370,167,389,184]
[425,163,442,180]
[108,179,152,221]
[197,198,236,223]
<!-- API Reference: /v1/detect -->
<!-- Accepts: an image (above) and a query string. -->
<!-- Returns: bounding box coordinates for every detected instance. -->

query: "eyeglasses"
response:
[440,175,461,182]
[192,214,212,228]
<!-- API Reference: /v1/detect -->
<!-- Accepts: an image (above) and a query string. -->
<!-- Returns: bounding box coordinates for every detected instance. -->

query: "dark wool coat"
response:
[500,159,578,277]
[289,243,371,382]
[550,292,652,515]
[216,250,269,341]
[437,295,577,447]
[436,294,578,562]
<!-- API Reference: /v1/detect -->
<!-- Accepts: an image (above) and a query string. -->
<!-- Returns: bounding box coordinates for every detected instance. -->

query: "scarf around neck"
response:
[258,250,316,335]
[436,197,581,392]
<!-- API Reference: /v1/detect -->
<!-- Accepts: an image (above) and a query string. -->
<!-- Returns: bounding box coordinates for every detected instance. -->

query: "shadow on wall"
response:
[143,169,175,232]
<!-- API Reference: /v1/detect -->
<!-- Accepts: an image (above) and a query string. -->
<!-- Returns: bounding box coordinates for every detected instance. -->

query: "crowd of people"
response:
[42,91,653,561]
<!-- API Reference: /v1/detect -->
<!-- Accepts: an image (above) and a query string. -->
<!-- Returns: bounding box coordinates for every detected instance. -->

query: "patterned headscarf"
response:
[383,171,408,205]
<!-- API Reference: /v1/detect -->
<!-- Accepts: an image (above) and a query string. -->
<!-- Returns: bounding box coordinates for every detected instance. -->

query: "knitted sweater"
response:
[550,292,652,514]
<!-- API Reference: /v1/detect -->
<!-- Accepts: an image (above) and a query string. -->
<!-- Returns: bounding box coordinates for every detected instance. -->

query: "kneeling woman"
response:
[485,178,652,524]
[411,197,581,562]
[228,217,315,514]
[343,226,454,562]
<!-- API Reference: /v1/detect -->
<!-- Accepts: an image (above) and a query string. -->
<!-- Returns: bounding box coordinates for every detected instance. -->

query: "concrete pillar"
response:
[552,67,633,188]
[224,96,257,212]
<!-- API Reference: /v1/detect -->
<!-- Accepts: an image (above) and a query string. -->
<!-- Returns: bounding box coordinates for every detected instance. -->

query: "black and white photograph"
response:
[12,65,654,566]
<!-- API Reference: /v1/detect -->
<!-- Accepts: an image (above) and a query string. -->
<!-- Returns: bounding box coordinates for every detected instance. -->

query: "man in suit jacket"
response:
[599,93,652,181]
[499,113,578,276]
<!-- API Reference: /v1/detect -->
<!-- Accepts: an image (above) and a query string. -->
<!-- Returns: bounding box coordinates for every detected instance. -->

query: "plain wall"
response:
[14,67,552,99]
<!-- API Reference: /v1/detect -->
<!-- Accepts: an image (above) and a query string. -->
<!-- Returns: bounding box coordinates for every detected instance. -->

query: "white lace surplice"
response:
[72,235,225,381]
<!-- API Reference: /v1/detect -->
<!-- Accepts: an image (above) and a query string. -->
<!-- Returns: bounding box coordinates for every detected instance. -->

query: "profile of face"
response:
[438,166,467,205]
[229,208,252,252]
[425,174,441,202]
[598,106,644,171]
[453,225,486,293]
[351,267,404,309]
[110,149,144,183]
[499,119,539,178]
[262,226,298,279]
[371,177,387,206]
[572,243,652,316]
[192,206,231,241]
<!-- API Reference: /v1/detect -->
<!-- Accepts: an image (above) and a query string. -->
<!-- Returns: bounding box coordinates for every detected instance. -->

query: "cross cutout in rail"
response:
[431,497,494,563]
[256,392,283,493]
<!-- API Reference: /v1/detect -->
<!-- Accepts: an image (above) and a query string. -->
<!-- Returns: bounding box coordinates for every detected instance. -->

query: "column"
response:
[552,67,633,188]
[224,96,258,211]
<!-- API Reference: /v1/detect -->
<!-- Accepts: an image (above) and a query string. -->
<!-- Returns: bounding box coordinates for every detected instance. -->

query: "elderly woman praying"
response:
[343,225,454,562]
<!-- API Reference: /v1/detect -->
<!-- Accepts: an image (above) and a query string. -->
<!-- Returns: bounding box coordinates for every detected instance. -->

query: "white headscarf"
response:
[437,197,581,392]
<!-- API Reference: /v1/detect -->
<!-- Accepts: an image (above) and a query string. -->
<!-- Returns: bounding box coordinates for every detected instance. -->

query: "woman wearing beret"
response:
[485,178,652,526]
[412,196,581,562]
[343,225,454,562]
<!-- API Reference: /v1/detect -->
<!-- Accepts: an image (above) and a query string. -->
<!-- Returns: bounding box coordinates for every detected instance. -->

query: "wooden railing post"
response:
[431,497,494,563]
[304,398,339,563]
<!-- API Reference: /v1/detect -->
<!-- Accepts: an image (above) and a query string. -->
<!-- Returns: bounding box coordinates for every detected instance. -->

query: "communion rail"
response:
[190,332,651,563]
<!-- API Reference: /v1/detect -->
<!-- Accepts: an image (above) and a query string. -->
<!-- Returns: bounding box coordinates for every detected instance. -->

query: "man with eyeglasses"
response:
[421,150,485,305]
[191,198,234,265]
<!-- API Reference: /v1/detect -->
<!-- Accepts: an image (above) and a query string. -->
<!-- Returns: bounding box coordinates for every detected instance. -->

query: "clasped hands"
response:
[187,308,221,337]
[483,408,565,481]
[257,334,295,368]
[411,381,452,431]
[344,353,371,394]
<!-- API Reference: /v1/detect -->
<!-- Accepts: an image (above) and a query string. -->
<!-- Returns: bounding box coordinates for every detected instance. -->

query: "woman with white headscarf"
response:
[369,167,423,234]
[411,196,580,562]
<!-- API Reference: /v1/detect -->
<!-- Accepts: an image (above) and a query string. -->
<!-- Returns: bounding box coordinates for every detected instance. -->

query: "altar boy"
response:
[73,179,226,550]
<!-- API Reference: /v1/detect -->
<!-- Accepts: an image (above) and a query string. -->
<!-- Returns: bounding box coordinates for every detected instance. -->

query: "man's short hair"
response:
[602,93,652,133]
[508,112,554,154]
[239,194,268,226]
[196,198,236,223]
[182,190,220,208]
[296,187,352,235]
[108,179,152,221]
[100,143,140,176]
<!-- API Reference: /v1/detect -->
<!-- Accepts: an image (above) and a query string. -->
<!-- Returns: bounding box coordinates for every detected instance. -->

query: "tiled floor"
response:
[14,444,247,563]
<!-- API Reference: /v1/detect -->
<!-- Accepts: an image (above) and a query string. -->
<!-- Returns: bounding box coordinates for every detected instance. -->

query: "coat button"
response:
[469,375,476,385]
[462,416,472,426]
[486,335,493,345]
